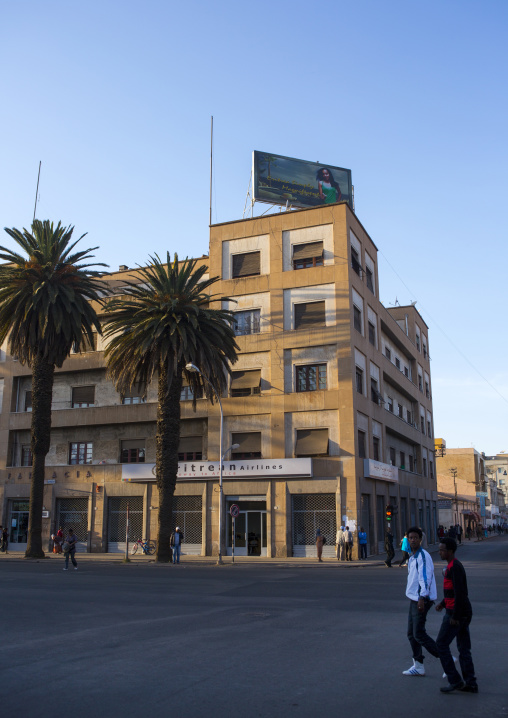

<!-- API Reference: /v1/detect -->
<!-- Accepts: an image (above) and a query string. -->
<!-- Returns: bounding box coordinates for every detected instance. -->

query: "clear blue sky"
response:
[1,0,507,454]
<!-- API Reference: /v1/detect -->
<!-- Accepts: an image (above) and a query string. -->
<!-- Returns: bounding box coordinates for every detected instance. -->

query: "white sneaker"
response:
[403,660,425,676]
[63,568,68,571]
[74,567,78,570]
[442,656,458,679]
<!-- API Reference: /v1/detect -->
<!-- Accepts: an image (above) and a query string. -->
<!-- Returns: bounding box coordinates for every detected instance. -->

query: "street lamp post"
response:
[185,363,238,565]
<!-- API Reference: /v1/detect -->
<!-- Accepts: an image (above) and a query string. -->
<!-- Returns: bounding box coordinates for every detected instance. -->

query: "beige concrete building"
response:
[436,447,484,530]
[0,202,438,556]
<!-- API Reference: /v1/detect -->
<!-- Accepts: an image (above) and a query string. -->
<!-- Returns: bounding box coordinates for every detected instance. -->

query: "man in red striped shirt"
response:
[435,538,478,694]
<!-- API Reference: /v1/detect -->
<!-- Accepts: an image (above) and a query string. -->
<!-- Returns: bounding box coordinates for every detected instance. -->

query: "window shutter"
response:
[72,386,95,404]
[232,432,261,453]
[178,436,203,453]
[25,391,32,410]
[232,252,260,278]
[123,383,146,399]
[295,428,329,456]
[121,439,145,450]
[294,301,326,329]
[230,370,261,390]
[292,241,323,261]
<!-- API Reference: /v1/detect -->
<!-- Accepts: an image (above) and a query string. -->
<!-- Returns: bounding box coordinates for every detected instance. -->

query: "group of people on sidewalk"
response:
[402,526,478,694]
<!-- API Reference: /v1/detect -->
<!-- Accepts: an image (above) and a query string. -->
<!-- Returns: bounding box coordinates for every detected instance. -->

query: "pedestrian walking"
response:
[358,526,368,560]
[336,526,345,561]
[398,532,410,567]
[315,528,324,562]
[435,537,478,693]
[456,525,462,544]
[384,528,395,567]
[53,526,64,554]
[170,526,184,564]
[420,529,428,549]
[1,525,8,554]
[62,528,78,570]
[344,526,353,561]
[402,526,440,676]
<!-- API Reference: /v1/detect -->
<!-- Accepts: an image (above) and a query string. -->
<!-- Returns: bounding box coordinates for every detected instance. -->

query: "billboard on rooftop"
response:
[252,151,352,210]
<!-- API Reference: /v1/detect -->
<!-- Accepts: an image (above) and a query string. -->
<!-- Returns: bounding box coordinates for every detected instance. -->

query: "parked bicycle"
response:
[131,538,156,555]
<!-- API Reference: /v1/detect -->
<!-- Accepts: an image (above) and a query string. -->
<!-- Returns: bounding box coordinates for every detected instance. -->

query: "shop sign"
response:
[363,459,399,483]
[122,458,313,482]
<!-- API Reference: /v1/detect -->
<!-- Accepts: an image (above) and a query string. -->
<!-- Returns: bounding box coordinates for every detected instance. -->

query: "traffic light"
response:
[385,504,393,522]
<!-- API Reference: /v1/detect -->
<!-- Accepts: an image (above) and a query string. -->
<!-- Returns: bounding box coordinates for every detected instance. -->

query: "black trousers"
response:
[407,599,439,662]
[437,611,476,686]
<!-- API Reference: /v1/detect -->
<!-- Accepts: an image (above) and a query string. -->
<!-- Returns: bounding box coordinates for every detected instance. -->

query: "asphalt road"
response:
[1,537,507,718]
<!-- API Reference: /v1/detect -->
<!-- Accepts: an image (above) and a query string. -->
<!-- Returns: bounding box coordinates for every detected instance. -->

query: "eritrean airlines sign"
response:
[122,458,313,482]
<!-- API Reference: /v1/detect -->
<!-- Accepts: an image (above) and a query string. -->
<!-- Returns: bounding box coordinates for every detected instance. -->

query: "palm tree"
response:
[0,220,106,558]
[103,253,238,563]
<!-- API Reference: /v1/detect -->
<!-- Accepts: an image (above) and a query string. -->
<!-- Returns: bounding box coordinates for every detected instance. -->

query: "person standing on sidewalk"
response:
[384,528,395,567]
[170,526,184,564]
[435,537,478,693]
[358,527,368,560]
[315,529,324,562]
[0,525,7,553]
[398,532,410,567]
[62,528,78,570]
[402,526,440,676]
[344,526,353,561]
[336,526,345,561]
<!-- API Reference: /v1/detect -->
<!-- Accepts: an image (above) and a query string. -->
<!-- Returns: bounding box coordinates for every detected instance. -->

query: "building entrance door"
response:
[8,500,29,552]
[226,499,267,557]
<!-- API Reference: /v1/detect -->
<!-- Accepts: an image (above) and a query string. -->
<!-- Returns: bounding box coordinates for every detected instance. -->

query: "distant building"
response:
[0,202,438,556]
[484,453,508,525]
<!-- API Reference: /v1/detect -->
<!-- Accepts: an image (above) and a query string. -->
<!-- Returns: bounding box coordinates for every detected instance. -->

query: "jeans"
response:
[359,543,367,559]
[64,549,77,569]
[172,544,181,563]
[345,543,353,560]
[436,611,476,686]
[407,599,439,662]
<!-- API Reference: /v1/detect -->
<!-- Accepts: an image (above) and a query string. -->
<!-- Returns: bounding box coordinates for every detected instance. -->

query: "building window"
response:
[368,321,376,346]
[296,364,327,392]
[423,341,427,359]
[230,370,261,397]
[72,386,95,408]
[387,396,393,413]
[121,440,145,463]
[409,455,414,472]
[21,445,33,467]
[351,247,361,276]
[429,460,434,479]
[398,404,403,419]
[24,391,32,412]
[180,385,194,401]
[358,430,366,458]
[425,381,430,399]
[292,241,324,270]
[295,428,329,457]
[416,334,420,351]
[404,366,409,378]
[371,378,381,404]
[389,447,396,466]
[385,347,391,360]
[400,451,405,470]
[373,436,380,461]
[427,420,432,437]
[366,267,374,293]
[353,305,362,333]
[406,409,412,424]
[422,458,427,477]
[69,442,93,465]
[232,251,260,278]
[395,358,401,370]
[122,384,146,404]
[418,375,423,392]
[420,416,425,434]
[233,309,260,336]
[178,436,203,460]
[356,367,364,394]
[231,432,262,460]
[294,301,326,330]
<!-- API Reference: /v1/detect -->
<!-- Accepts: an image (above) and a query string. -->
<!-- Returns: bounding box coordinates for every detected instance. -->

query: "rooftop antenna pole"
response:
[209,116,213,226]
[33,161,41,224]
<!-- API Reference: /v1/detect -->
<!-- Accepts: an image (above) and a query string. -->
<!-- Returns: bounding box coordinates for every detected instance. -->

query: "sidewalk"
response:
[1,534,502,566]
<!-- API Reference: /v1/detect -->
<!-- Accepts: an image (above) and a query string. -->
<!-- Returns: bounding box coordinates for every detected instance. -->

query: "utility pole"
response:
[449,467,458,526]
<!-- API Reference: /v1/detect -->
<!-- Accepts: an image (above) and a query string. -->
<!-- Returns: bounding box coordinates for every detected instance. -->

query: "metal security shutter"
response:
[72,386,95,404]
[232,252,260,278]
[56,497,89,551]
[292,241,323,261]
[295,429,329,456]
[292,494,336,557]
[107,496,143,553]
[294,301,325,330]
[171,496,202,555]
[178,436,203,453]
[232,432,261,453]
[123,384,146,399]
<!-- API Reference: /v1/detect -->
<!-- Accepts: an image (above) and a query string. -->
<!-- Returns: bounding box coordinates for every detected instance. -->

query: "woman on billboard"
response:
[316,168,342,204]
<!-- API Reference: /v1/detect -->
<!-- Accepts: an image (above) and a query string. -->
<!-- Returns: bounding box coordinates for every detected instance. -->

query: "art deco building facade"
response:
[0,202,437,557]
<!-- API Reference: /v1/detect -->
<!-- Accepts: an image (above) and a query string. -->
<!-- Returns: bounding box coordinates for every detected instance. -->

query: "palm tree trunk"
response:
[155,361,183,562]
[26,353,55,558]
